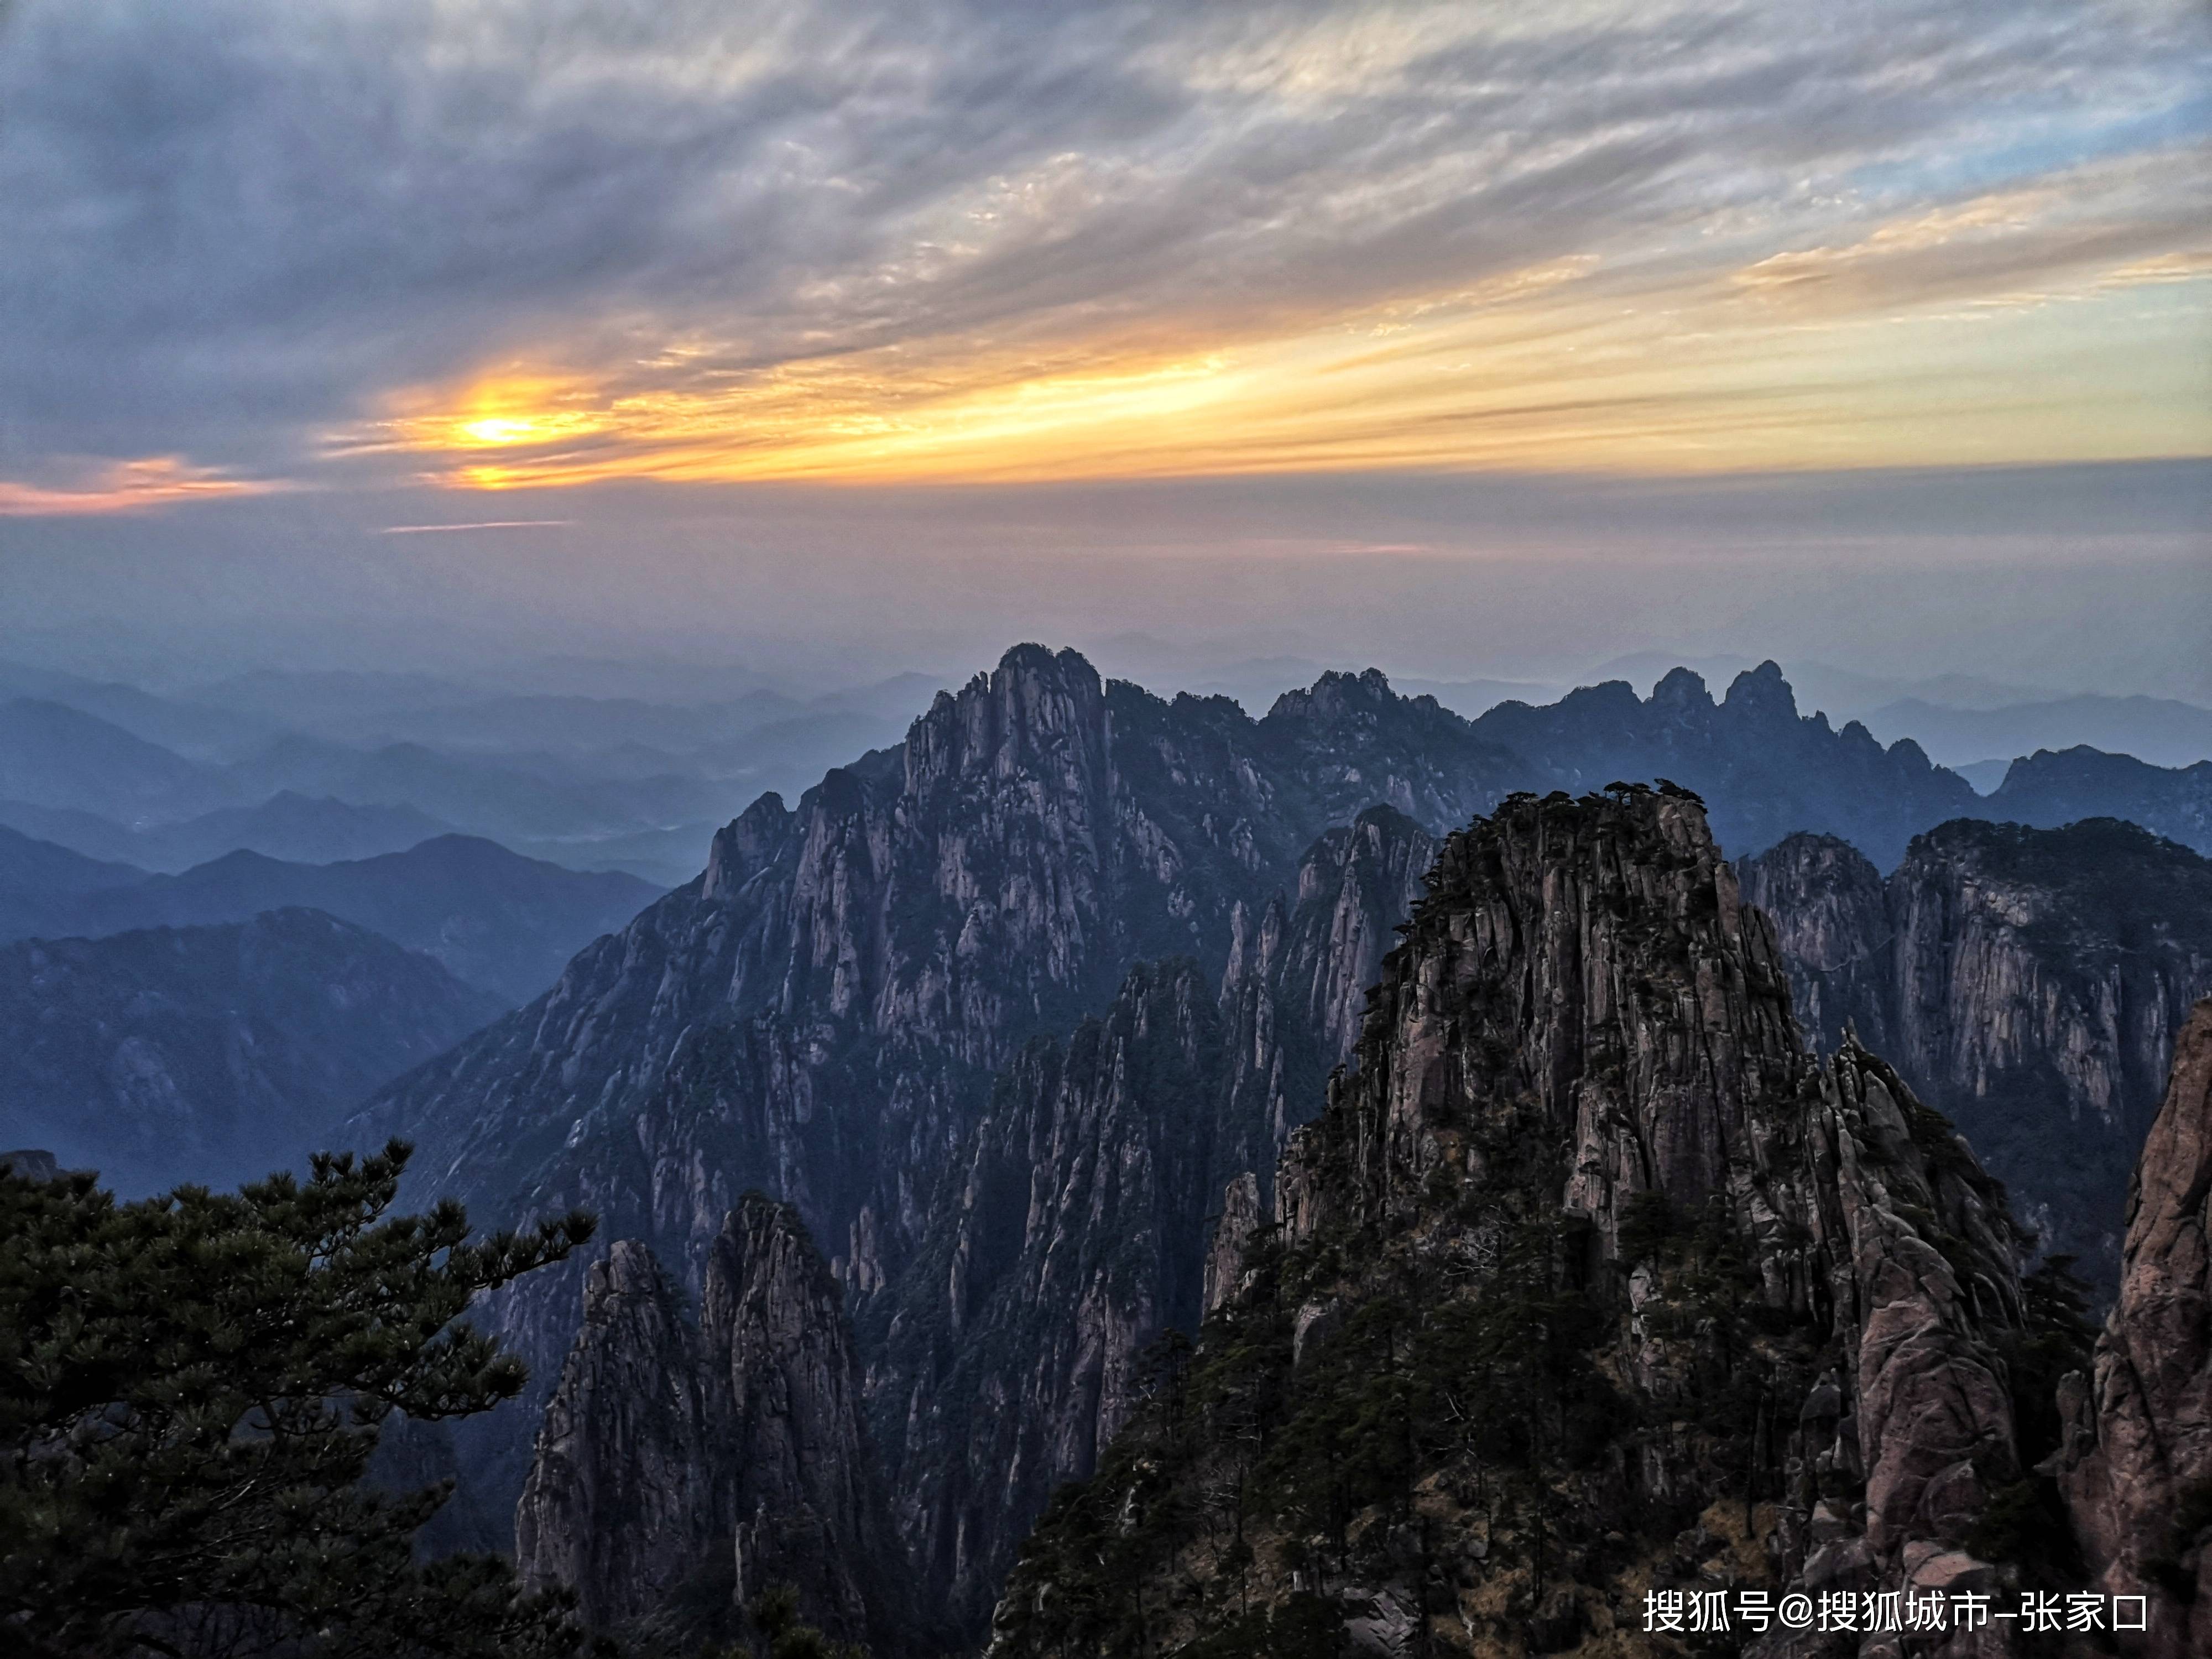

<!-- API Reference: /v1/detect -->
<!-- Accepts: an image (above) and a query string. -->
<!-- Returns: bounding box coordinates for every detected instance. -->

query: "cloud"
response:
[1729,148,2211,311]
[1,0,2205,491]
[0,456,285,516]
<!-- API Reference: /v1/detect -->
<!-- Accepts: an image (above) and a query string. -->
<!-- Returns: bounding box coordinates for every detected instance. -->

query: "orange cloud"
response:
[0,456,286,517]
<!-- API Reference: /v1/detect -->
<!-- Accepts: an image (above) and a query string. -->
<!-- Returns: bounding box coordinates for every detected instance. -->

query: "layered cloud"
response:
[1,0,2205,503]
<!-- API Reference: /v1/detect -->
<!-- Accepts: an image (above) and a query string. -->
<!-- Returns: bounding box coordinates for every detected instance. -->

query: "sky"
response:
[0,0,2206,696]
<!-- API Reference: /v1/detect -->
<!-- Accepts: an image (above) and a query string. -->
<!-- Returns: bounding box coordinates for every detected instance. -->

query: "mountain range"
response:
[14,638,2212,1651]
[0,830,661,1006]
[324,643,2212,1648]
[0,908,507,1196]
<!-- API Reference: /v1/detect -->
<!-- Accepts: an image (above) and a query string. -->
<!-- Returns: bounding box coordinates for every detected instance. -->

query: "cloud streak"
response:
[0,456,285,516]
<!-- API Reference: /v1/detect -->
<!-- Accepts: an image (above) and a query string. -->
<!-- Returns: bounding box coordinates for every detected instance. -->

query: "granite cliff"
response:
[861,805,1440,1627]
[1743,818,2212,1296]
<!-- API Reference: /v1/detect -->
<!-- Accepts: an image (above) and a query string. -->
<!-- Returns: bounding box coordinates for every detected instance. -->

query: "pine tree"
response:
[0,1142,608,1658]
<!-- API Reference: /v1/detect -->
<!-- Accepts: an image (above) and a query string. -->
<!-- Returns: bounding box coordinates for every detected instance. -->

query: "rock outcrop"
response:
[517,1194,916,1651]
[990,788,2073,1658]
[2060,996,2212,1657]
[865,960,1224,1626]
[514,1242,717,1632]
[1743,818,2212,1295]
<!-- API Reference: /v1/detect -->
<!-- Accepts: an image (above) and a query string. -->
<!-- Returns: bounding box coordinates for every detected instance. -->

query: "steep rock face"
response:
[514,1243,717,1631]
[990,790,2060,1659]
[711,1194,910,1644]
[1262,671,1521,834]
[1211,806,1439,1211]
[863,804,1441,1632]
[0,909,505,1194]
[2059,997,2212,1658]
[1738,830,1895,1055]
[1202,1172,1263,1321]
[1983,748,2212,857]
[1744,819,2212,1294]
[517,1196,915,1651]
[867,961,1224,1627]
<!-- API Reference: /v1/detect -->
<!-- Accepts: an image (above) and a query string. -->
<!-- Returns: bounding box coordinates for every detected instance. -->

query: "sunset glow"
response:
[349,225,2209,490]
[3,0,2206,508]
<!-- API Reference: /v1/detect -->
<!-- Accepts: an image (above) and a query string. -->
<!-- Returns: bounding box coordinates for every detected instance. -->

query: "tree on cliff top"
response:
[0,1143,604,1658]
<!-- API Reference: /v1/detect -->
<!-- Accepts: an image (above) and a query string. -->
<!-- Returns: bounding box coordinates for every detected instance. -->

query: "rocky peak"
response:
[991,789,2058,1658]
[1263,666,1396,727]
[1650,665,1714,719]
[906,644,1105,796]
[706,1194,904,1645]
[517,1198,917,1652]
[701,790,791,901]
[1276,787,1805,1255]
[1467,666,1978,865]
[1723,658,1798,723]
[515,1242,713,1632]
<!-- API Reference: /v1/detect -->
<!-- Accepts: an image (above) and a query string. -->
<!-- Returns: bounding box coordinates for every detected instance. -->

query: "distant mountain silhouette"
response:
[0,824,147,939]
[225,734,736,843]
[0,832,661,1004]
[1864,692,2212,770]
[0,698,238,823]
[1982,745,2212,854]
[0,791,458,872]
[0,659,273,757]
[0,908,506,1195]
[1464,660,1976,865]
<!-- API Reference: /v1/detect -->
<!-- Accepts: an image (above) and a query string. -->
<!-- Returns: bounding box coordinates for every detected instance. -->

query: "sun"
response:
[460,415,555,447]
